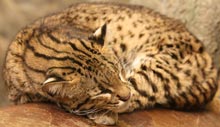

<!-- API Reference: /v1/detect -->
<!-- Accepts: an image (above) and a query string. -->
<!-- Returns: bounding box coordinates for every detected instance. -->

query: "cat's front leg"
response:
[87,110,118,125]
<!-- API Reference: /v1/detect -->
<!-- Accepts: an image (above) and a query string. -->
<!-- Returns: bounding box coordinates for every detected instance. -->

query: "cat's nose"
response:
[115,85,131,102]
[117,93,130,101]
[111,75,131,101]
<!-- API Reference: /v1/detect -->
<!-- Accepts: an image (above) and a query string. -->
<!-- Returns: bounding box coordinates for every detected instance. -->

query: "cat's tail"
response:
[127,51,218,111]
[3,24,47,104]
[165,51,218,109]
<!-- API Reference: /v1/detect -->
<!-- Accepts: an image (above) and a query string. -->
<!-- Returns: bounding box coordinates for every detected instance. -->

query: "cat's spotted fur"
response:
[3,3,218,125]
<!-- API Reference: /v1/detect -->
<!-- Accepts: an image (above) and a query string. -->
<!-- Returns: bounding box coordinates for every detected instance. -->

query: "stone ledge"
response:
[0,103,219,127]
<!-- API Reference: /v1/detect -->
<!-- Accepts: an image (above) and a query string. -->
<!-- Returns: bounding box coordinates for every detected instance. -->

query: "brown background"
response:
[0,0,220,106]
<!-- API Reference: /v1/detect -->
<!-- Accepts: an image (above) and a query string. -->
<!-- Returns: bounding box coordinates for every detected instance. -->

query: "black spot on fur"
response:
[176,44,180,49]
[107,19,112,23]
[198,46,204,53]
[141,65,147,70]
[85,16,90,21]
[166,44,174,48]
[149,96,156,101]
[117,25,122,31]
[93,17,98,21]
[171,53,178,60]
[120,43,127,52]
[139,33,145,38]
[133,22,137,28]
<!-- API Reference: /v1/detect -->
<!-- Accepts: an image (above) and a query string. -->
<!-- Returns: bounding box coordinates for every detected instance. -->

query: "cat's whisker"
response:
[71,108,105,115]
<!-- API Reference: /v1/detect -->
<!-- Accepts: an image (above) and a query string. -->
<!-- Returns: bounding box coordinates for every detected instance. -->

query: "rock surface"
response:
[0,36,9,106]
[0,103,220,127]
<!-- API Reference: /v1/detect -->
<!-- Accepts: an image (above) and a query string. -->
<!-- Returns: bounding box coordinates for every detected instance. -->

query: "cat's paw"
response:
[88,110,118,125]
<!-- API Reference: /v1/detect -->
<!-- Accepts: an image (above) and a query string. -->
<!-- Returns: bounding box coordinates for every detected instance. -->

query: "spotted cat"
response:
[3,2,218,125]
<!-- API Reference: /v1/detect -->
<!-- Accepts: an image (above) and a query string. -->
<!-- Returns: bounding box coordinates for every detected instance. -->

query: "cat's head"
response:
[41,24,131,114]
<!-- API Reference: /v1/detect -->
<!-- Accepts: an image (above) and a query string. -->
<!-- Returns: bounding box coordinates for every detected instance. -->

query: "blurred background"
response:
[0,0,220,107]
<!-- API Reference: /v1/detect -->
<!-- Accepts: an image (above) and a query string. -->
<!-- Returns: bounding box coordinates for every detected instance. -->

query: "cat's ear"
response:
[88,23,107,47]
